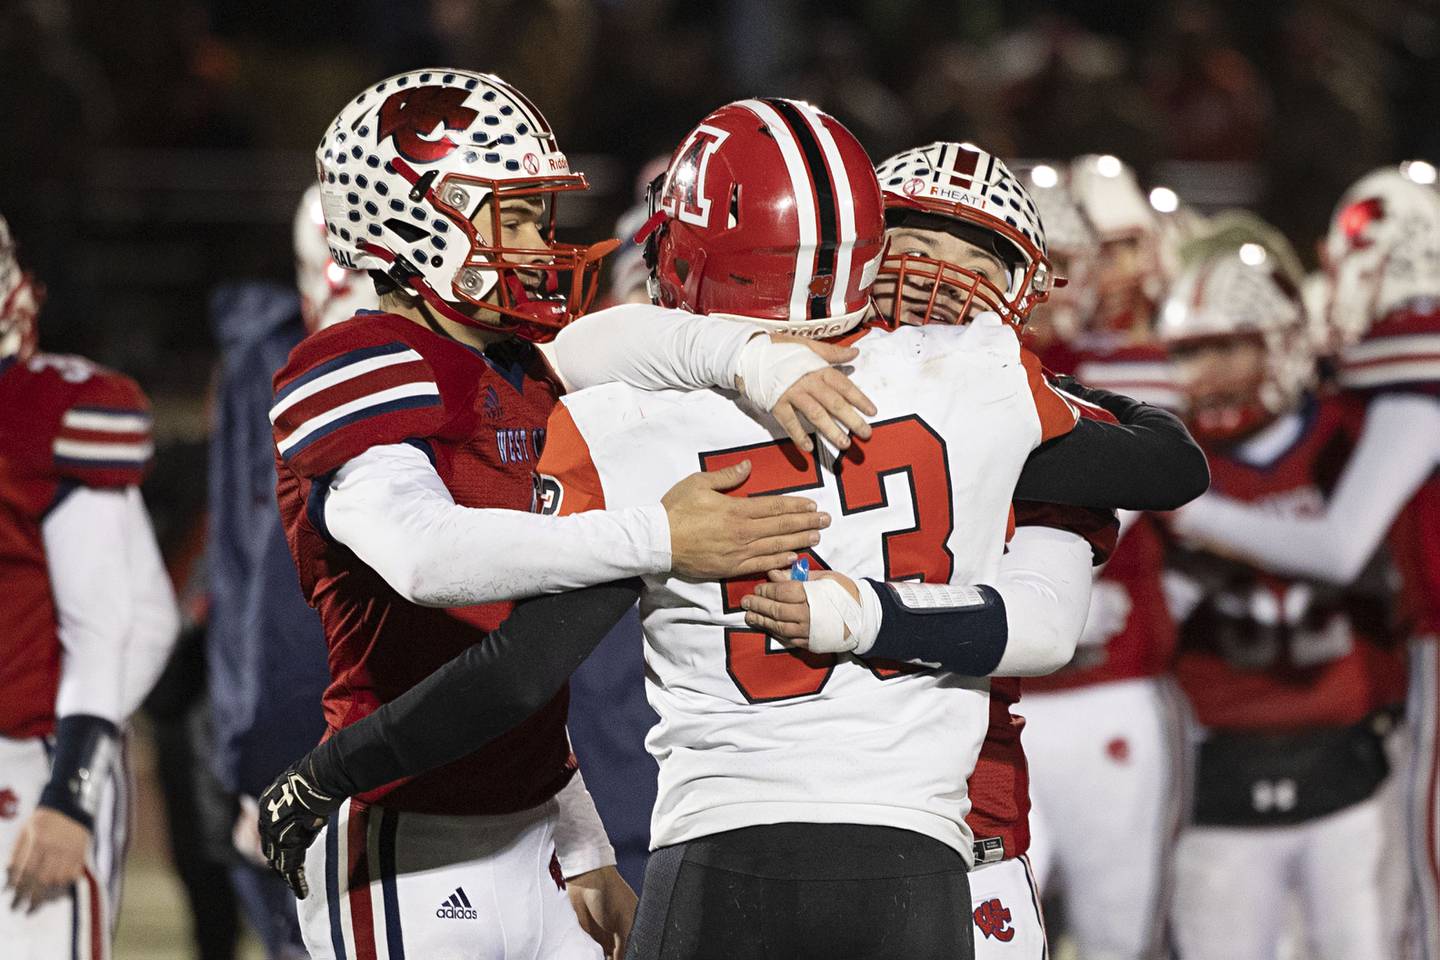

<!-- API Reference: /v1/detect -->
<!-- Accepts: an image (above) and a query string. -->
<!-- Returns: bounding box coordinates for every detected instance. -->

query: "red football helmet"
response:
[640,98,885,338]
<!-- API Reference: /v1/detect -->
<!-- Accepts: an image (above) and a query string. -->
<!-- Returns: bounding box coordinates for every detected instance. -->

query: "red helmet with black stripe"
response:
[641,98,885,339]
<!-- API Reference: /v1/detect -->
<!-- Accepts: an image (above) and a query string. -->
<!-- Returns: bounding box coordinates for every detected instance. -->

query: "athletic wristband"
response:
[39,714,119,831]
[865,580,1009,676]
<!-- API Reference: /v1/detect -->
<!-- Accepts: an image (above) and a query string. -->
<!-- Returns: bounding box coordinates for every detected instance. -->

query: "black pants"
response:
[625,822,974,960]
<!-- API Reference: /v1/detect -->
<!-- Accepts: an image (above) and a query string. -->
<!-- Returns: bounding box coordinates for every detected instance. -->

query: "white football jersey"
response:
[536,316,1076,862]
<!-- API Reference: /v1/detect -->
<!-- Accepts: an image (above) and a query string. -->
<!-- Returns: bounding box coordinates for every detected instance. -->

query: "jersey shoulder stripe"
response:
[271,317,449,477]
[1339,311,1440,394]
[52,366,153,486]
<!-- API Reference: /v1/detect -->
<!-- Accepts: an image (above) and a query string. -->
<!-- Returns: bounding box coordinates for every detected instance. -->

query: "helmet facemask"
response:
[371,164,617,343]
[874,206,1052,329]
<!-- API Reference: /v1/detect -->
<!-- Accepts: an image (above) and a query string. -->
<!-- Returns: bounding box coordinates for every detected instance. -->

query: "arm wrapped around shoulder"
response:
[1016,379,1210,511]
[306,579,644,799]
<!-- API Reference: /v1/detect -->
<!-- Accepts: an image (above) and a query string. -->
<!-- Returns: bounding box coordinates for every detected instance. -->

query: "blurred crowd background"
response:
[6,0,1440,413]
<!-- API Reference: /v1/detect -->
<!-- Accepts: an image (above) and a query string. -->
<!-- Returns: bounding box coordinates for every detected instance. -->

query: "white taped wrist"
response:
[801,577,882,655]
[734,336,829,412]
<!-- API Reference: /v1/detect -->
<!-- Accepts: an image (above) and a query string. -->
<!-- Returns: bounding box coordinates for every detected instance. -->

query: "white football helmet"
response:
[294,185,377,332]
[0,215,42,364]
[315,69,616,342]
[1322,161,1440,347]
[874,141,1053,328]
[1157,243,1311,440]
[1021,162,1096,340]
[1069,154,1163,327]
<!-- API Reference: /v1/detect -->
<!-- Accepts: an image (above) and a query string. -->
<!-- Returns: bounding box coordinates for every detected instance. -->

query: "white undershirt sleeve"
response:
[1170,393,1440,584]
[118,487,182,716]
[538,303,832,411]
[538,303,758,394]
[553,768,616,878]
[43,487,147,724]
[323,443,671,606]
[989,525,1095,677]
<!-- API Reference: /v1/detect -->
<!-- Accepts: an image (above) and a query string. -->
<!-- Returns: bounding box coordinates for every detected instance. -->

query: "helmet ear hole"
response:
[727,184,741,230]
[674,258,691,283]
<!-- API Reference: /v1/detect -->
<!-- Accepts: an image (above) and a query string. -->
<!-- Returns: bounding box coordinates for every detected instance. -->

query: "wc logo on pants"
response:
[973,897,1015,942]
[437,887,478,920]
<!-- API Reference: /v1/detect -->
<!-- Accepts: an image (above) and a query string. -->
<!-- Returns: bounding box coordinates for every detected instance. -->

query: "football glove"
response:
[257,756,340,899]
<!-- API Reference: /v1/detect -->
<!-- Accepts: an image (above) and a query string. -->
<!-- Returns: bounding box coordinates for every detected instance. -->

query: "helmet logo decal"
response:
[1338,197,1384,251]
[661,125,731,228]
[902,177,925,197]
[377,86,479,164]
[522,153,541,175]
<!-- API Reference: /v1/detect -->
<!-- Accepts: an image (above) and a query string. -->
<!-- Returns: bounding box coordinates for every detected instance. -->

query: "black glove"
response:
[257,754,342,899]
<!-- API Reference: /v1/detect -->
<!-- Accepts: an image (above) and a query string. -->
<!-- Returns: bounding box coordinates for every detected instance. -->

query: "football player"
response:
[209,184,377,959]
[860,141,1202,958]
[0,213,181,958]
[1159,243,1407,960]
[269,70,889,960]
[1168,163,1440,959]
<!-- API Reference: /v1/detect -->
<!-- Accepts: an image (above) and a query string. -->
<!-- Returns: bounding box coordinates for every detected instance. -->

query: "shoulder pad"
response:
[1338,304,1440,396]
[270,314,448,478]
[49,360,153,487]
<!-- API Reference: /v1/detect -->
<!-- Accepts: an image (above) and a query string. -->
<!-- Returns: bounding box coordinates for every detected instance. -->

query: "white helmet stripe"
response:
[794,100,857,316]
[736,98,819,322]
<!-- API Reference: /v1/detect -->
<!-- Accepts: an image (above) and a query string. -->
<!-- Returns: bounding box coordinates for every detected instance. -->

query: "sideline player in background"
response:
[1169,162,1440,960]
[1160,244,1406,960]
[0,213,181,958]
[271,71,879,960]
[207,185,376,958]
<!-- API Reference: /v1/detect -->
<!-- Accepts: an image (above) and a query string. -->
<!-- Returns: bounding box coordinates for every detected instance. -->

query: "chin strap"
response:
[40,715,119,831]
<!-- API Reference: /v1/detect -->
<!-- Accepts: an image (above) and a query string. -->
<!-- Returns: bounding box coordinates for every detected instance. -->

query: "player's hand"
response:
[5,807,91,913]
[257,759,339,900]
[232,795,266,867]
[566,865,637,960]
[761,335,877,453]
[741,568,861,648]
[663,460,830,580]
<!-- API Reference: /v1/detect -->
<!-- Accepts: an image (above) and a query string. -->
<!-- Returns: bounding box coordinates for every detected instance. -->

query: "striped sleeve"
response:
[1021,348,1079,443]
[1338,306,1440,395]
[53,372,154,487]
[271,339,445,478]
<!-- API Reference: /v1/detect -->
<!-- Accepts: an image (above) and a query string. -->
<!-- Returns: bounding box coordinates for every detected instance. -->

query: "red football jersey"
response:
[271,312,572,815]
[965,498,1120,862]
[0,353,153,737]
[1339,303,1440,638]
[1173,396,1407,732]
[1027,515,1177,693]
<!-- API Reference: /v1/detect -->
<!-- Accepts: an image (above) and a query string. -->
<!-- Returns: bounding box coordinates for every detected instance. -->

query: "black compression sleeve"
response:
[1014,379,1209,511]
[307,579,642,798]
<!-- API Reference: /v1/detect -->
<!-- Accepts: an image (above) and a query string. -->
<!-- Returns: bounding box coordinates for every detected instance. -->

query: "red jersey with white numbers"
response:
[0,354,153,737]
[271,312,572,814]
[1339,303,1440,638]
[1173,396,1406,732]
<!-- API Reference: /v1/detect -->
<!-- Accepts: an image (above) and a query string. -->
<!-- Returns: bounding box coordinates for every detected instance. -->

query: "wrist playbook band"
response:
[865,580,1009,677]
[39,714,119,831]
